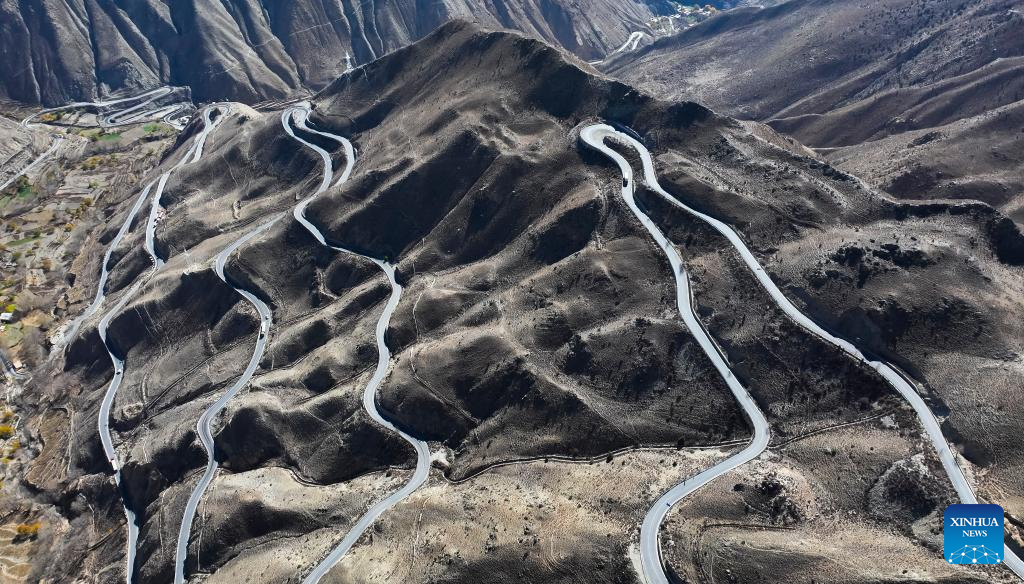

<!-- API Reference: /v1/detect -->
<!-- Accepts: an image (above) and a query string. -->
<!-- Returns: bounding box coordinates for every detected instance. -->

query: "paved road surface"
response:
[173,104,353,583]
[589,31,646,64]
[281,104,431,584]
[88,106,225,584]
[57,103,224,348]
[581,124,770,584]
[63,181,156,347]
[96,276,147,582]
[581,123,1024,583]
[0,135,64,193]
[22,87,191,129]
[173,215,279,584]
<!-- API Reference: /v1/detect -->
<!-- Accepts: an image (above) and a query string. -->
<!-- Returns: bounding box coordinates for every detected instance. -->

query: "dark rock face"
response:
[988,216,1024,266]
[869,456,946,525]
[304,22,749,479]
[0,0,660,105]
[608,0,1024,142]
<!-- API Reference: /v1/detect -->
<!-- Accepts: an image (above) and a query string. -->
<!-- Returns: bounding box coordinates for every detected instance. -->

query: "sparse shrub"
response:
[14,522,41,540]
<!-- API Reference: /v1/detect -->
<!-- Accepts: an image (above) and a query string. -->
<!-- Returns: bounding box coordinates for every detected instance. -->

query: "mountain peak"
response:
[316,19,715,139]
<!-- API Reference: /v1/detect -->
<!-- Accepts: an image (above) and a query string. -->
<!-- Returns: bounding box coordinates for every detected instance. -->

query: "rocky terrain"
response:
[604,0,1024,221]
[0,0,669,106]
[0,10,1021,584]
[0,115,47,187]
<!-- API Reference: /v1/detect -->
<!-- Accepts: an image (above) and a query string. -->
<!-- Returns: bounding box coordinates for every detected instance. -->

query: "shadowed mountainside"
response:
[15,19,1024,584]
[0,0,666,106]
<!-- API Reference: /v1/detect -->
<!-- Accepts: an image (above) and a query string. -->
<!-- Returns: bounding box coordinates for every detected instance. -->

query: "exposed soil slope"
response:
[13,19,1024,584]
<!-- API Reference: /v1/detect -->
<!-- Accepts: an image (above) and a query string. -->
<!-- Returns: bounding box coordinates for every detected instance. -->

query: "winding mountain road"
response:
[589,31,646,65]
[22,88,164,127]
[88,106,226,583]
[173,214,279,584]
[282,105,355,188]
[174,102,364,582]
[22,87,192,129]
[96,274,148,582]
[57,102,222,348]
[63,181,156,348]
[282,104,431,584]
[580,124,770,584]
[580,123,1024,583]
[0,135,63,194]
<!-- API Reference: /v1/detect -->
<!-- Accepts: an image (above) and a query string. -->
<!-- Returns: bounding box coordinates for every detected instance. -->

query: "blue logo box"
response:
[944,503,1004,564]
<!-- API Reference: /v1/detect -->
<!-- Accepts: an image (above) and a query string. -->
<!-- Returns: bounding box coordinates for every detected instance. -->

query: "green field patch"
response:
[7,236,41,247]
[80,128,122,142]
[142,123,168,133]
[15,184,35,200]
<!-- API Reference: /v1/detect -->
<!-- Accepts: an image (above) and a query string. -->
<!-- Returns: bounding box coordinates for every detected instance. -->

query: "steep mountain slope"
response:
[0,114,51,190]
[828,99,1024,223]
[0,0,664,106]
[11,18,1024,584]
[604,0,1024,219]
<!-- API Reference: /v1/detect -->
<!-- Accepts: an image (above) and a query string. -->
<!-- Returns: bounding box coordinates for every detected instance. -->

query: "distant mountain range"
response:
[603,0,1024,221]
[0,0,669,105]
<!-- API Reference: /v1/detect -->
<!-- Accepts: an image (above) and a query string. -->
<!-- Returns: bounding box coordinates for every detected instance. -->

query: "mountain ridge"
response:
[603,0,1024,222]
[0,0,665,106]
[4,14,1024,584]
